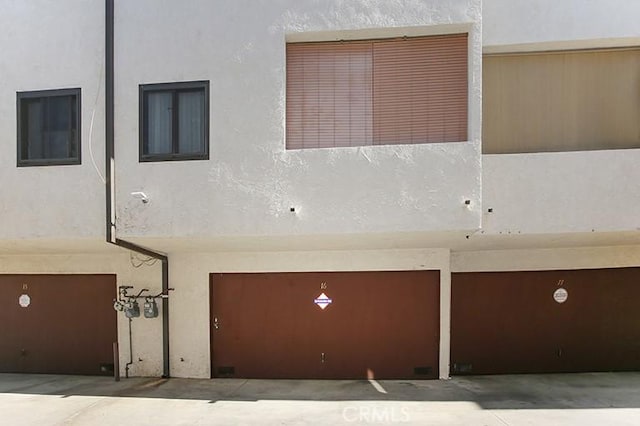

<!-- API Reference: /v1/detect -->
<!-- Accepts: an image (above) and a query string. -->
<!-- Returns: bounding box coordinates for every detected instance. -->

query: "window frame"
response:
[16,88,82,167]
[139,80,210,162]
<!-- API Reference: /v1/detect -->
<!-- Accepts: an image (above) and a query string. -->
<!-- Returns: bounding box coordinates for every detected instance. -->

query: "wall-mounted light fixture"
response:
[131,191,149,204]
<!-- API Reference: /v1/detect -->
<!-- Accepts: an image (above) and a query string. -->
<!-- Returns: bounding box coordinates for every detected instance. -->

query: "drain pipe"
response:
[125,317,133,378]
[105,0,171,378]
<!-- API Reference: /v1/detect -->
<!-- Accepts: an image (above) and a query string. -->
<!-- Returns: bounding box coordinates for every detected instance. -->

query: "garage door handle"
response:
[213,317,219,330]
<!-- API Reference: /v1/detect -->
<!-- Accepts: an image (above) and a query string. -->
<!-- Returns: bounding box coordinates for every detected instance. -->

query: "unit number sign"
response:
[18,294,31,308]
[314,282,332,310]
[553,279,568,304]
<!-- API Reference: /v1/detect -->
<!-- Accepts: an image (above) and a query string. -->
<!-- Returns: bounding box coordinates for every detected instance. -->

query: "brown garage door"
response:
[210,271,440,379]
[451,268,640,375]
[0,274,117,375]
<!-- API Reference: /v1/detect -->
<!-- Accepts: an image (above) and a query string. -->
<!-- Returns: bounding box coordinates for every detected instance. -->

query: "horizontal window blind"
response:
[286,34,467,150]
[483,48,640,154]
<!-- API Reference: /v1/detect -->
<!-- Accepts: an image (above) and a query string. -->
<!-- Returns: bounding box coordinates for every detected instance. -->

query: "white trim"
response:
[286,23,474,43]
[483,37,640,55]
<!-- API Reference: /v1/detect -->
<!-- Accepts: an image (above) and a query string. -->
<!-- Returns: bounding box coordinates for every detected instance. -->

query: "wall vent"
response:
[100,363,115,374]
[217,366,235,377]
[452,363,473,374]
[414,366,432,376]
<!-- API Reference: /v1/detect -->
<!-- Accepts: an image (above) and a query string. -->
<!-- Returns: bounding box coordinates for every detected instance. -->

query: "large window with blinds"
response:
[286,33,468,150]
[483,48,640,154]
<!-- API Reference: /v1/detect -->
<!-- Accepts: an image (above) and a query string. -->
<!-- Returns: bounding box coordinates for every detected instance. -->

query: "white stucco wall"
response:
[0,0,482,245]
[452,244,640,272]
[484,0,640,51]
[482,150,640,235]
[0,0,106,240]
[2,0,638,248]
[114,0,482,241]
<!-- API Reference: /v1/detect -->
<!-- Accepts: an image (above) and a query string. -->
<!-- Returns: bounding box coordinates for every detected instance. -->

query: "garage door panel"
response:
[0,274,117,376]
[452,271,562,374]
[556,269,640,372]
[211,273,325,379]
[451,268,640,375]
[318,271,439,379]
[0,278,24,372]
[211,271,439,379]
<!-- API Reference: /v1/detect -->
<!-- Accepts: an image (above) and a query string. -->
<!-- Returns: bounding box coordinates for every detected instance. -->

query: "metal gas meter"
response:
[143,297,159,318]
[124,300,141,318]
[113,286,162,319]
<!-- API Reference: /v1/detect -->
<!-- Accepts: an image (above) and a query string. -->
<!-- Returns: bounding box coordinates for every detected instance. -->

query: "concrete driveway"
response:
[1,372,639,425]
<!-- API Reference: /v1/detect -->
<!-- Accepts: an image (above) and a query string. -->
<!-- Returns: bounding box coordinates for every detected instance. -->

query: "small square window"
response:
[139,81,209,162]
[17,88,81,167]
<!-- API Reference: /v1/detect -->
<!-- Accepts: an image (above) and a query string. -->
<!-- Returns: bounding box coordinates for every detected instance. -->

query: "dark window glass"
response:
[17,88,81,166]
[140,81,209,161]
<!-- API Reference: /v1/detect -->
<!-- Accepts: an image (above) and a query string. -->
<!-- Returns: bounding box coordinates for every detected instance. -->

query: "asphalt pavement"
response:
[1,372,639,425]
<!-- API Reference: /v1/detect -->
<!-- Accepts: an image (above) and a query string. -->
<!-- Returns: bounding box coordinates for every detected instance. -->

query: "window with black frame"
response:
[17,88,81,167]
[139,81,209,162]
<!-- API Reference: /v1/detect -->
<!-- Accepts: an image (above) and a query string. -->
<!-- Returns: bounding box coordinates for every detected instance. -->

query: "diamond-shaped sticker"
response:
[314,292,333,310]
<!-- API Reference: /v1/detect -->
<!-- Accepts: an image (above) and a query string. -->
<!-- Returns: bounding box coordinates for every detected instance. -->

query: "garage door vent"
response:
[452,363,473,374]
[217,366,235,377]
[100,363,115,374]
[413,366,432,376]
